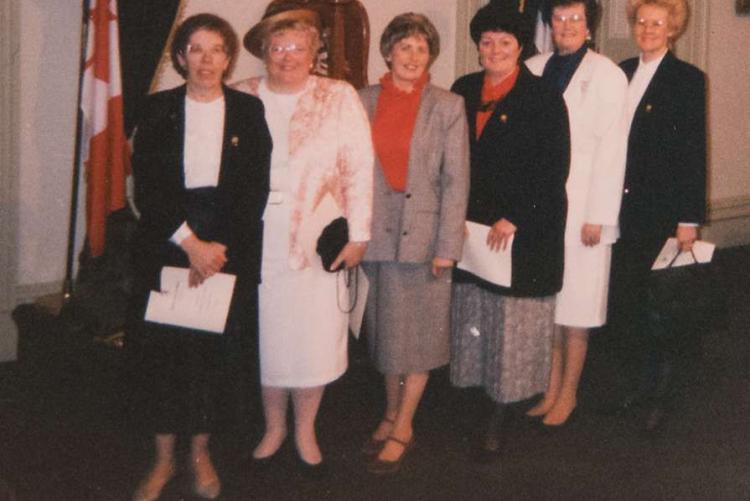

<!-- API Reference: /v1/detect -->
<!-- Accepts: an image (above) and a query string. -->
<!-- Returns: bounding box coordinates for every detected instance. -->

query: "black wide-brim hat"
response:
[469,3,532,45]
[243,1,322,59]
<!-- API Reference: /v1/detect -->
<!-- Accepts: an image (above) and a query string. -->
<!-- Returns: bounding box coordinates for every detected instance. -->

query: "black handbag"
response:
[647,249,725,332]
[316,217,349,273]
[316,217,360,313]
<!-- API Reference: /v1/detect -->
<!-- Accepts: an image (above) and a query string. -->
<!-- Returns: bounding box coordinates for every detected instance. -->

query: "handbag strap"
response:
[666,248,698,268]
[336,266,358,314]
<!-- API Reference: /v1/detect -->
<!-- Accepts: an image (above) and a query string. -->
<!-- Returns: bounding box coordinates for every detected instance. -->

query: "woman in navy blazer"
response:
[128,14,271,500]
[450,3,569,461]
[610,0,706,433]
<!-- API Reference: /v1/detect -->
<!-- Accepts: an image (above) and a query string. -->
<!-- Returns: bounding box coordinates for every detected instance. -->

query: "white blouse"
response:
[258,78,304,201]
[170,95,225,244]
[625,50,667,129]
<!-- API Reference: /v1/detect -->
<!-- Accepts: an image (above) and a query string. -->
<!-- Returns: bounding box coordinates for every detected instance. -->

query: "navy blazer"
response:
[619,52,706,242]
[452,66,570,297]
[131,85,272,295]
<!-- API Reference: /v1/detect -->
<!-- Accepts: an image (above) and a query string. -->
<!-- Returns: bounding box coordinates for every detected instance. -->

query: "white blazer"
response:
[526,50,628,246]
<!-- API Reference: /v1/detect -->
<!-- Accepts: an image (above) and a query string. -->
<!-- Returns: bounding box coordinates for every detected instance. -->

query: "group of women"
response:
[127,0,705,498]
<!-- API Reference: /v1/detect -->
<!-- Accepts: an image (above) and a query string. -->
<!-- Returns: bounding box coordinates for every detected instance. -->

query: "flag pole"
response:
[62,1,91,302]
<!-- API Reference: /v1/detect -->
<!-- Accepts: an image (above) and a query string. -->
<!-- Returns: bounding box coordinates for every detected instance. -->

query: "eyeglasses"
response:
[185,44,227,58]
[552,13,585,24]
[636,18,666,29]
[268,43,310,57]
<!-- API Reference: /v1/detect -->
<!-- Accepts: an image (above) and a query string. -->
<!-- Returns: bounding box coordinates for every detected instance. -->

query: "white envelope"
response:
[457,221,513,287]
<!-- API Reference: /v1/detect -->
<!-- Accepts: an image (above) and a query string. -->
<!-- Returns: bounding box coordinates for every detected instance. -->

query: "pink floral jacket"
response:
[232,75,374,270]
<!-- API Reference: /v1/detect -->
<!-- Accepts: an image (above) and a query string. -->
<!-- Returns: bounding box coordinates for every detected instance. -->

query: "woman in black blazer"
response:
[128,14,271,500]
[610,0,706,433]
[449,3,569,461]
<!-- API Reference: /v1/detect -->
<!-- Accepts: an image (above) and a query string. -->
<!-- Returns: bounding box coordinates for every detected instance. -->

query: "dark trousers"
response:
[608,239,701,406]
[126,287,259,435]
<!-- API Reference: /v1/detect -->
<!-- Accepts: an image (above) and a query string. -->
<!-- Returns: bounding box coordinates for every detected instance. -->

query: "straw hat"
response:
[243,1,322,58]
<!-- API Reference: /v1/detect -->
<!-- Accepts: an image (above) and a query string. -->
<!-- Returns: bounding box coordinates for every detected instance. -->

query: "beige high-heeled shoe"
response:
[132,461,175,501]
[192,453,221,499]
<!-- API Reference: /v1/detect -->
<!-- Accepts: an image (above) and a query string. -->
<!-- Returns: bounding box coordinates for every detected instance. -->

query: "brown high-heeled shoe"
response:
[361,417,395,456]
[367,436,415,475]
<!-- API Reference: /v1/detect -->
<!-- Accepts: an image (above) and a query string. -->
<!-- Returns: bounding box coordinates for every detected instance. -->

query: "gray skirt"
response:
[362,261,452,374]
[450,282,555,403]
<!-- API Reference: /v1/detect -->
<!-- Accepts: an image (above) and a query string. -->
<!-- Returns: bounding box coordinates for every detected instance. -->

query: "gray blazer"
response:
[358,83,470,263]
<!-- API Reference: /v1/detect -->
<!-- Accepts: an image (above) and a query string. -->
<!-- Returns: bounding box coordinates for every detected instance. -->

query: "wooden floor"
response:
[2,246,749,501]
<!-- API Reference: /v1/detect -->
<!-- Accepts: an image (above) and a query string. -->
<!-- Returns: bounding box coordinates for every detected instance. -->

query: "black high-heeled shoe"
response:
[251,449,282,470]
[250,436,288,470]
[295,455,329,480]
[471,405,507,464]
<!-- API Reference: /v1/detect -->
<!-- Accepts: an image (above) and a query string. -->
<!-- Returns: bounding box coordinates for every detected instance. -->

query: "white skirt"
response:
[258,199,348,388]
[554,243,612,328]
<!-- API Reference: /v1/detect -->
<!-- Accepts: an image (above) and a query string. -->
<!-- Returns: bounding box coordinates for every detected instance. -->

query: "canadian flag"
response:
[79,0,130,257]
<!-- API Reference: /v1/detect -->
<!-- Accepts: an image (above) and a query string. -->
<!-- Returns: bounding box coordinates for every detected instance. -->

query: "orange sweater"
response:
[371,72,429,192]
[476,66,520,139]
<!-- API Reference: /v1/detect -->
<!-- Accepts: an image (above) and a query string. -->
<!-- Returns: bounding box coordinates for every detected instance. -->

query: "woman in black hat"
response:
[449,3,570,461]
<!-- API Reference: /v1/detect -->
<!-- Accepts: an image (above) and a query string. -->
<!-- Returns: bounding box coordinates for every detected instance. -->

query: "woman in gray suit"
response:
[358,12,470,475]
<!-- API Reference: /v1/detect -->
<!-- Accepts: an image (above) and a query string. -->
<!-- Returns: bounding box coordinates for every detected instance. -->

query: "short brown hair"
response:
[170,13,239,79]
[379,13,440,69]
[626,0,689,41]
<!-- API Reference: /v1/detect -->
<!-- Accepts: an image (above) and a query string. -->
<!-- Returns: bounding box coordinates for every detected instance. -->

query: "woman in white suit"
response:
[525,0,628,426]
[233,4,373,470]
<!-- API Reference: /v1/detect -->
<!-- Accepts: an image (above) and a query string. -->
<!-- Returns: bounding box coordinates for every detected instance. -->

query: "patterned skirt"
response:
[450,282,555,403]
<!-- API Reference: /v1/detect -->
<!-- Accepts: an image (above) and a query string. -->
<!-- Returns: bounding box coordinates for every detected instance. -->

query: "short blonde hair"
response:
[626,0,689,41]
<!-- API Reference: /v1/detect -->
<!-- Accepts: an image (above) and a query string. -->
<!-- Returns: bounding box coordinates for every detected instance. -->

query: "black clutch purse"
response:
[316,217,349,272]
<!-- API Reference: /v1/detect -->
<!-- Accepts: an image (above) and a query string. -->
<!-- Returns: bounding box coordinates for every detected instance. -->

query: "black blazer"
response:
[131,85,272,295]
[619,51,706,242]
[451,66,570,297]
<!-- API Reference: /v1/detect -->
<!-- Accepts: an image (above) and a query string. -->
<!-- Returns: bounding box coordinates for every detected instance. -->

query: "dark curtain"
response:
[118,1,181,135]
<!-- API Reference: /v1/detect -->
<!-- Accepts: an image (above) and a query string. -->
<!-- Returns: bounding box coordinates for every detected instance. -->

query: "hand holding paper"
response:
[145,266,236,334]
[487,218,517,252]
[458,221,513,287]
[651,238,715,271]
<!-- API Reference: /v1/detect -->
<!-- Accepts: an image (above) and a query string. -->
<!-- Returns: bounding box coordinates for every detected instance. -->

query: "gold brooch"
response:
[231,135,239,146]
